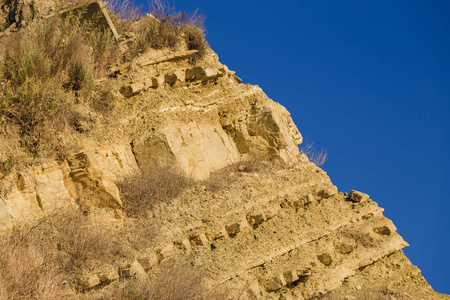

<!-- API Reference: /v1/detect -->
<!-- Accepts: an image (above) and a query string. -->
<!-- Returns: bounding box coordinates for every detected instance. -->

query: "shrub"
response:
[108,0,208,62]
[0,209,121,299]
[183,25,207,64]
[117,164,193,218]
[106,261,228,300]
[299,140,328,167]
[0,10,119,160]
[0,81,73,158]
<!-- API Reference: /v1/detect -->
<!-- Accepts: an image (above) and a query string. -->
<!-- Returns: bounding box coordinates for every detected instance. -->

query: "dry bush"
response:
[120,218,156,251]
[300,140,328,167]
[107,262,228,300]
[0,209,121,299]
[49,212,120,267]
[105,0,143,21]
[203,155,285,192]
[115,0,208,62]
[184,25,207,64]
[1,81,74,159]
[0,225,67,299]
[118,164,193,218]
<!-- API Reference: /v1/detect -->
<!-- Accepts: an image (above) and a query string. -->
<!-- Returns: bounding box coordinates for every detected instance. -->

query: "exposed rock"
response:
[336,242,355,254]
[317,253,333,266]
[120,82,146,98]
[374,225,392,236]
[349,190,370,203]
[0,144,138,223]
[259,277,283,292]
[98,264,119,285]
[185,66,222,82]
[118,260,147,280]
[80,272,100,290]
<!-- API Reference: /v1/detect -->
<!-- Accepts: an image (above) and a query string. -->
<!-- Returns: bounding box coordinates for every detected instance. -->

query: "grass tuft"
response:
[117,164,193,218]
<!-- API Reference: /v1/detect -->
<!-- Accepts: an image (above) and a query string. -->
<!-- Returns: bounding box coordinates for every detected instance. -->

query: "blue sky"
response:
[134,0,450,294]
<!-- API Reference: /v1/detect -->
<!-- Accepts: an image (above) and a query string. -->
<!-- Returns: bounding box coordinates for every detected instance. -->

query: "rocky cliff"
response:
[0,1,448,299]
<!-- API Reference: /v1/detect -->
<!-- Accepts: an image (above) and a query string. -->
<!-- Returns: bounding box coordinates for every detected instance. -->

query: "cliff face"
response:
[0,2,448,299]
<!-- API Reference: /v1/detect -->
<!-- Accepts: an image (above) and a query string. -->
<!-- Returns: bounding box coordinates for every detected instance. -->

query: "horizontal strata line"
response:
[304,249,408,300]
[151,86,262,114]
[218,206,385,285]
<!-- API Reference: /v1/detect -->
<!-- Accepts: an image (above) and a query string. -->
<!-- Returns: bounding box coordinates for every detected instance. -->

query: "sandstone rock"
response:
[247,213,265,228]
[305,193,315,205]
[151,76,164,88]
[225,223,241,238]
[139,253,159,269]
[317,253,333,266]
[156,244,176,261]
[349,190,370,203]
[80,272,100,290]
[68,151,123,218]
[280,270,299,286]
[318,185,338,198]
[189,233,208,246]
[186,66,221,82]
[336,243,354,254]
[133,123,240,179]
[120,82,145,98]
[374,225,391,236]
[220,95,302,164]
[119,261,147,280]
[98,264,119,284]
[164,71,185,86]
[176,238,192,250]
[259,277,283,292]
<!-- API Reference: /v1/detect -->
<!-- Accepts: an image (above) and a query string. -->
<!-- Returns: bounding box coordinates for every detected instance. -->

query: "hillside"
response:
[0,1,449,299]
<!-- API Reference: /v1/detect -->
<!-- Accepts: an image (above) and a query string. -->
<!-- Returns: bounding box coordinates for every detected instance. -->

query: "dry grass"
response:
[300,140,328,167]
[0,12,119,160]
[117,164,193,218]
[202,155,285,192]
[0,0,208,165]
[0,209,122,299]
[106,0,208,62]
[105,261,228,300]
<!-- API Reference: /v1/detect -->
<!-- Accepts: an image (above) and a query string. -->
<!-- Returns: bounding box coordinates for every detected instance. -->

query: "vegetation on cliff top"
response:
[0,0,207,169]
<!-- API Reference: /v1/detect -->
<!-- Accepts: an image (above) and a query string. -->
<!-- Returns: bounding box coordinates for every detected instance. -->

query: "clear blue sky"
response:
[134,0,450,294]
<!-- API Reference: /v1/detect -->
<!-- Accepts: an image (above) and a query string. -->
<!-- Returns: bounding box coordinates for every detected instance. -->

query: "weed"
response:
[0,209,121,299]
[0,11,119,160]
[300,140,328,167]
[110,0,208,62]
[117,164,193,218]
[203,155,285,192]
[105,261,228,300]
